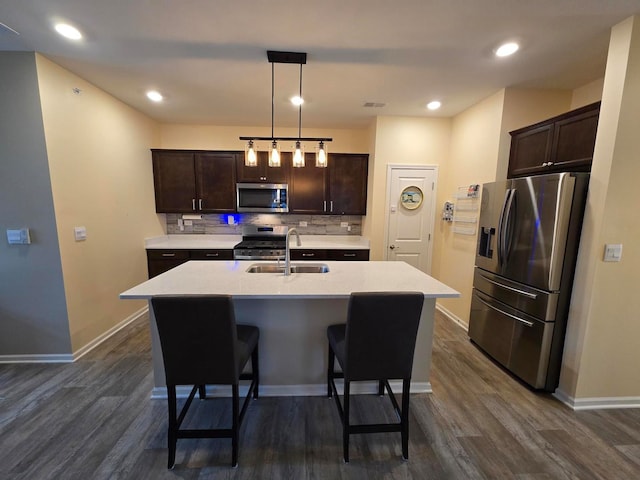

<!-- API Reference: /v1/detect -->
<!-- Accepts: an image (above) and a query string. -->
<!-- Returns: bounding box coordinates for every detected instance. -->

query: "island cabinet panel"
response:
[147,249,233,278]
[152,149,238,213]
[236,151,290,184]
[289,153,368,215]
[508,102,600,178]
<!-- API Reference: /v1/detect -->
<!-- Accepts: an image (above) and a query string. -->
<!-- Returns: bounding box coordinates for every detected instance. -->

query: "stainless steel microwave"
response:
[236,183,289,213]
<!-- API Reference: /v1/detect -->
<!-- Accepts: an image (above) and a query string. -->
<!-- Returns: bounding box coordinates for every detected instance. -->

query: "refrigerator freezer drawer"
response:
[474,268,559,321]
[469,290,556,389]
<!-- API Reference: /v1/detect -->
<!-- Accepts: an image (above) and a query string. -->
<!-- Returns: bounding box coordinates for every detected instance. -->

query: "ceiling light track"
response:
[241,50,331,168]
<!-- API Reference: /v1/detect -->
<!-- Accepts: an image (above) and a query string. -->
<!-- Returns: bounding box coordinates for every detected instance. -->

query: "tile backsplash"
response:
[165,213,362,235]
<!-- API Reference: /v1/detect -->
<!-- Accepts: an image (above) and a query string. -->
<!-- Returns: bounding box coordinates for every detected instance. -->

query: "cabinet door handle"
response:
[205,253,219,257]
[161,253,176,257]
[323,201,327,212]
[302,253,315,257]
[192,198,196,210]
[343,253,356,257]
[330,200,333,212]
[199,199,203,210]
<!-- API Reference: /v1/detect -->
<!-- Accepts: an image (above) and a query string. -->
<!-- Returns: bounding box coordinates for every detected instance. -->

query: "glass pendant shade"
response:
[315,141,328,167]
[292,141,305,168]
[268,141,281,167]
[245,140,258,167]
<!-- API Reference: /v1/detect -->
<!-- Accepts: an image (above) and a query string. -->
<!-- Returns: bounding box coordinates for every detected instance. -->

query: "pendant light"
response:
[245,139,258,167]
[240,51,332,168]
[315,141,328,167]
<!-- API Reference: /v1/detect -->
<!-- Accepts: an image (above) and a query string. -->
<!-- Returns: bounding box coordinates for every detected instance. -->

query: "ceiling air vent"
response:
[363,102,386,108]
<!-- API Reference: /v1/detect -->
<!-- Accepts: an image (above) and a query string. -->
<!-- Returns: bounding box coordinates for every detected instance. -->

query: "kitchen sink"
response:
[246,263,330,274]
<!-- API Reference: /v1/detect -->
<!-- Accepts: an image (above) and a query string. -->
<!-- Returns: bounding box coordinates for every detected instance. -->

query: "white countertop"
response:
[120,260,459,300]
[144,234,370,250]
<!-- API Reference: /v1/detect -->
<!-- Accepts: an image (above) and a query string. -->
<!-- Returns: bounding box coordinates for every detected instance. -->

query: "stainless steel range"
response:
[233,225,287,260]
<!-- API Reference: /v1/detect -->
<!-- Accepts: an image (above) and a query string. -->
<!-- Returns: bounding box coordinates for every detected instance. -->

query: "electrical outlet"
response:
[340,222,348,228]
[299,221,308,227]
[603,244,623,262]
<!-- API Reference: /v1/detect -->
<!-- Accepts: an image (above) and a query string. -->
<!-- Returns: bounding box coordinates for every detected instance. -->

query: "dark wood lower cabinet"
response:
[146,249,233,278]
[149,247,370,277]
[290,249,369,261]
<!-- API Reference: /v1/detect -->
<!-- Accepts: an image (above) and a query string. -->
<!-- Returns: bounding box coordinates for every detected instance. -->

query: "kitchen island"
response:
[120,260,459,397]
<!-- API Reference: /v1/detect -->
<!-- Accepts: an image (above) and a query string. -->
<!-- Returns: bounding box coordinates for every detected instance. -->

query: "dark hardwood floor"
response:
[1,311,639,479]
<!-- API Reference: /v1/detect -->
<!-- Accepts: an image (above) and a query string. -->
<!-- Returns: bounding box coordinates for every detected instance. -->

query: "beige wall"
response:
[571,78,604,109]
[435,91,504,323]
[36,55,164,353]
[366,116,452,263]
[559,15,640,400]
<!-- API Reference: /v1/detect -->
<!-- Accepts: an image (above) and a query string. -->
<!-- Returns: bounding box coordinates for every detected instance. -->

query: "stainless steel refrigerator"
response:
[469,172,589,391]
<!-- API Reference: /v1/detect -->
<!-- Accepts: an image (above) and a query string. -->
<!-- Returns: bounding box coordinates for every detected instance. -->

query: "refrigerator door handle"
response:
[497,189,512,266]
[502,189,517,263]
[478,273,538,299]
[475,295,535,327]
[548,173,574,290]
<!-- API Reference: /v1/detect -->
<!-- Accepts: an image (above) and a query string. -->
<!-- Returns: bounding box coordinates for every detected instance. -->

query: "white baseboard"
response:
[553,389,640,410]
[436,303,469,331]
[0,353,75,364]
[73,306,148,361]
[151,381,433,399]
[0,306,148,364]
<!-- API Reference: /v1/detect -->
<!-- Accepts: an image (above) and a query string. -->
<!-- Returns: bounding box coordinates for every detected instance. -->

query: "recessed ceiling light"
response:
[146,90,164,102]
[291,96,304,106]
[54,23,82,40]
[495,42,519,57]
[427,101,441,111]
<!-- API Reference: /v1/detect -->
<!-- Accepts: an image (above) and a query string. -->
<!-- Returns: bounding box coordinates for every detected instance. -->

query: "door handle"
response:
[389,245,396,250]
[192,198,196,211]
[199,199,203,210]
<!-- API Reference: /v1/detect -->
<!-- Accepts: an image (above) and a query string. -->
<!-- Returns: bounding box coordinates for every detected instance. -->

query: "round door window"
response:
[400,186,423,210]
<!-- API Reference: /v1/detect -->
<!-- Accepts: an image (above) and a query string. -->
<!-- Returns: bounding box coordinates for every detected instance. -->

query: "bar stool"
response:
[151,295,259,468]
[327,291,424,462]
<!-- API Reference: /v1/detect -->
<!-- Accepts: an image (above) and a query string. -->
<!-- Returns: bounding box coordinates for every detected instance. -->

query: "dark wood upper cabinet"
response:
[508,102,600,178]
[289,153,368,215]
[152,150,197,212]
[152,149,237,213]
[328,154,368,215]
[289,153,327,214]
[195,152,237,213]
[153,149,368,215]
[236,151,290,184]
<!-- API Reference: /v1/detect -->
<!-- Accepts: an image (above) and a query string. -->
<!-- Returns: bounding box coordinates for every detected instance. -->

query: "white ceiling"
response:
[1,1,640,129]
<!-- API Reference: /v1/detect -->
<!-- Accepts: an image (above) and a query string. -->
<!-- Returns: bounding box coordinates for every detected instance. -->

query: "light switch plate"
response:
[7,228,31,245]
[74,226,87,241]
[603,243,622,262]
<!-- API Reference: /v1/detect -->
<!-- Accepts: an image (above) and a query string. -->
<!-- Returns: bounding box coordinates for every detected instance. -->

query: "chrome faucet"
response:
[284,227,301,276]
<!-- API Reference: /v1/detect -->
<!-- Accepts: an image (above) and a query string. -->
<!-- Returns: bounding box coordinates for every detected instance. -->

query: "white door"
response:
[385,165,437,273]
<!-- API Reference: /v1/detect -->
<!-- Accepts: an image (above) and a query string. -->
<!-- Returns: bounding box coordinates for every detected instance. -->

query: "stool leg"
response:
[198,385,206,399]
[343,380,350,463]
[252,344,259,399]
[378,380,385,396]
[167,385,177,469]
[327,344,335,398]
[231,384,239,467]
[401,379,410,460]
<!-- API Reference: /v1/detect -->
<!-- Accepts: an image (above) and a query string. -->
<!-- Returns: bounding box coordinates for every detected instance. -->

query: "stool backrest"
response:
[344,292,424,381]
[151,295,240,385]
